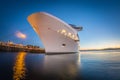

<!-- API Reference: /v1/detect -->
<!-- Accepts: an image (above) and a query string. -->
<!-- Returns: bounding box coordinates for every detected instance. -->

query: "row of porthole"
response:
[57,29,79,40]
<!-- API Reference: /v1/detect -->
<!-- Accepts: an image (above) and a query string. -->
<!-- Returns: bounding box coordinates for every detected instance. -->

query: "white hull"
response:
[27,12,80,53]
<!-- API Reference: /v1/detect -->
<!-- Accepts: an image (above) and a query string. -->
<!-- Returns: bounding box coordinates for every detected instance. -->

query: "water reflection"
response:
[13,52,27,80]
[77,52,81,66]
[12,52,81,80]
[43,53,81,80]
[0,50,120,80]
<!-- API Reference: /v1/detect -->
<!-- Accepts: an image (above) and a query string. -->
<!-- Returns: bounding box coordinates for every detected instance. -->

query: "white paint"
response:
[27,12,80,53]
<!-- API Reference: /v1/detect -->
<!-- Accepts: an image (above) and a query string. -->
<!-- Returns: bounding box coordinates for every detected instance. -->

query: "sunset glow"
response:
[80,41,120,50]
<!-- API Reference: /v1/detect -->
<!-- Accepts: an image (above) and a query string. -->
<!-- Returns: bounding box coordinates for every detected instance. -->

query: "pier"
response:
[0,41,45,53]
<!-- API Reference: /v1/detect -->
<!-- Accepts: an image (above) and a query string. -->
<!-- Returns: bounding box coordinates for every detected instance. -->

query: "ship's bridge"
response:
[69,24,83,31]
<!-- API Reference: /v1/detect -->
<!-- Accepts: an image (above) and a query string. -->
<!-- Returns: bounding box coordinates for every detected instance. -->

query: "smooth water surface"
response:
[0,50,120,80]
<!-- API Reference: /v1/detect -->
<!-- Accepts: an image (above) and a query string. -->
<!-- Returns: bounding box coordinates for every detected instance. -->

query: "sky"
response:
[0,0,120,49]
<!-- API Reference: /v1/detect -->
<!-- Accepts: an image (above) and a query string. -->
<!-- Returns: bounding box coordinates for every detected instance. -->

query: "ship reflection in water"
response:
[0,50,120,80]
[43,53,81,80]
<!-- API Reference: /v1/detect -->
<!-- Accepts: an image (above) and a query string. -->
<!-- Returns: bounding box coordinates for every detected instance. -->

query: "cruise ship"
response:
[27,12,82,54]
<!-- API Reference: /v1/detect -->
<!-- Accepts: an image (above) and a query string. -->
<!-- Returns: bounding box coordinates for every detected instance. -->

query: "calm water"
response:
[0,50,120,80]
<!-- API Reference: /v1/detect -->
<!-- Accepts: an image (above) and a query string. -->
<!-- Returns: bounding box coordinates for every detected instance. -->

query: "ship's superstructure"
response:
[27,12,82,53]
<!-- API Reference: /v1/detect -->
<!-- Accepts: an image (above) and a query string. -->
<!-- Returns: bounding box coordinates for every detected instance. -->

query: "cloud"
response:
[16,31,26,39]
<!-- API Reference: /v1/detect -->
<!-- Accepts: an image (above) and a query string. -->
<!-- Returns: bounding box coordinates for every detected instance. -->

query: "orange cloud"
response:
[16,31,26,39]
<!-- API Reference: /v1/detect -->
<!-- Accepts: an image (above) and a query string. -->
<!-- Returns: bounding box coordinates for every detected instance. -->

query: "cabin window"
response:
[62,44,66,47]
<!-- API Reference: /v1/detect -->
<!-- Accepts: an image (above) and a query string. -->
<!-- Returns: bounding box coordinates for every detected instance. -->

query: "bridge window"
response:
[57,29,79,41]
[72,34,75,38]
[61,29,66,34]
[68,32,71,36]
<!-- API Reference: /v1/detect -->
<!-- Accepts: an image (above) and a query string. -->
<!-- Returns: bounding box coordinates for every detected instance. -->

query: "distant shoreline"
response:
[80,48,120,51]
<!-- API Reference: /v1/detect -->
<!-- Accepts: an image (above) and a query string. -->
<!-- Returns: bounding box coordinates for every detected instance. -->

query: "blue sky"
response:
[0,0,120,49]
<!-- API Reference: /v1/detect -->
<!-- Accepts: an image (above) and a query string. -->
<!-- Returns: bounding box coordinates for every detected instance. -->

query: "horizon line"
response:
[80,47,120,51]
